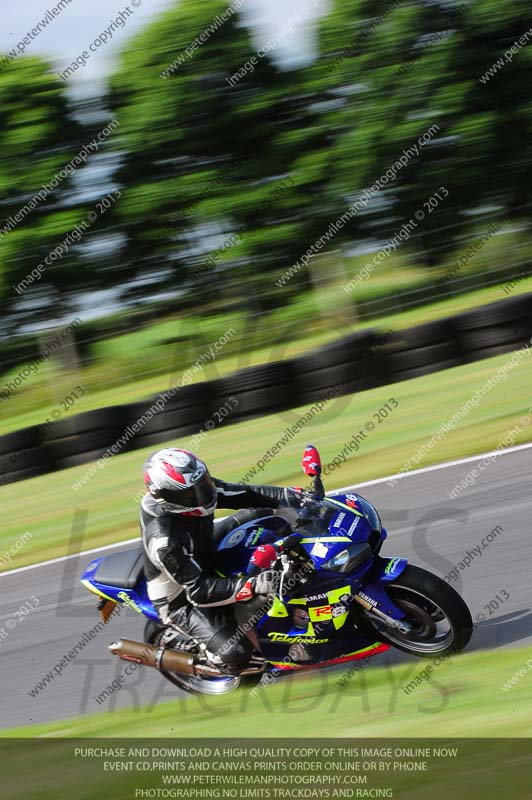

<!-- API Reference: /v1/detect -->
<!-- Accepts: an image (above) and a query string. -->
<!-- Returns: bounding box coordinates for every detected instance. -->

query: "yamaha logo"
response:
[220,529,247,549]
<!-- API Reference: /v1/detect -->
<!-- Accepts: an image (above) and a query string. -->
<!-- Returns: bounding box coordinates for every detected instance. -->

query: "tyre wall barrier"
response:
[1,293,531,485]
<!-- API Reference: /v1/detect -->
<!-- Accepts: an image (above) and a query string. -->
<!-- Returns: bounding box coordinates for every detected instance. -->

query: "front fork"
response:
[352,556,412,635]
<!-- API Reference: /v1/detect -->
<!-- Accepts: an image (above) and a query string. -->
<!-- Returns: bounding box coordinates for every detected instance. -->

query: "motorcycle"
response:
[81,445,473,695]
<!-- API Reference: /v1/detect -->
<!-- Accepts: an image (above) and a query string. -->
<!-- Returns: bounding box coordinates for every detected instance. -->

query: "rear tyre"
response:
[360,564,473,658]
[143,620,241,695]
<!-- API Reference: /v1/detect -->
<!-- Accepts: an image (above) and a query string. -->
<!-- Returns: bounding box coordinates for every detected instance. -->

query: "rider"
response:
[141,447,297,673]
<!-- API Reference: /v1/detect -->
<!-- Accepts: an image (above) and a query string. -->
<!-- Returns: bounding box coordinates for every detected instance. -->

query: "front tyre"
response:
[362,564,473,658]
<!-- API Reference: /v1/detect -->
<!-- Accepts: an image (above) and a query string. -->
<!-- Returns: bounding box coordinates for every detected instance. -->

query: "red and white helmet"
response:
[143,448,217,516]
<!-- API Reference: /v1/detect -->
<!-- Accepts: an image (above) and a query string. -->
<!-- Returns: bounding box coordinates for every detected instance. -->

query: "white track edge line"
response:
[334,440,532,492]
[2,440,531,578]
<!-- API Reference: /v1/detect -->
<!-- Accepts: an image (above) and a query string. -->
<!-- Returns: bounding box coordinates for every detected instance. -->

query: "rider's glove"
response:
[253,569,281,596]
[235,570,281,602]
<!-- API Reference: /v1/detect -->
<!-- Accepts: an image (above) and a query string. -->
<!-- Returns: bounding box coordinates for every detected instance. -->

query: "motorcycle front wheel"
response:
[360,564,473,658]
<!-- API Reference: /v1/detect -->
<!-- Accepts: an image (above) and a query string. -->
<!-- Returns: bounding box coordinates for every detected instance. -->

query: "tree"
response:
[106,0,336,309]
[0,56,87,331]
[307,0,532,270]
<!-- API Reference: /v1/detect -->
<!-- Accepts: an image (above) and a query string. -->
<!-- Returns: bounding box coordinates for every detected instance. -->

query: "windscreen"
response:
[353,494,382,533]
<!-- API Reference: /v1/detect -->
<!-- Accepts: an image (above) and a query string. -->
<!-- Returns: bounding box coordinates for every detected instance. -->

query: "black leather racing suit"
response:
[140,478,287,670]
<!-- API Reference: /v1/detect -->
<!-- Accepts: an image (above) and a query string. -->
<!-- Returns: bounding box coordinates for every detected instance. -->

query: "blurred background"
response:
[2,0,532,741]
[1,0,532,546]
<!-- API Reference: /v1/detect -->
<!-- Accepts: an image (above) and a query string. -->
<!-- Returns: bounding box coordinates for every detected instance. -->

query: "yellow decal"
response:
[80,579,116,604]
[117,590,142,614]
[300,536,351,544]
[327,498,364,517]
[267,633,328,643]
[328,586,352,631]
[267,597,289,618]
[309,604,333,622]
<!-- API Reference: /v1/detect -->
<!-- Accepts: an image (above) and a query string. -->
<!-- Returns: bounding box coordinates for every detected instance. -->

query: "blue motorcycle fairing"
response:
[352,581,407,620]
[213,493,408,624]
[214,494,385,577]
[81,557,159,620]
[373,555,409,582]
[254,574,382,664]
[80,491,405,669]
[346,556,409,622]
[214,516,289,576]
[258,627,381,665]
[82,557,104,577]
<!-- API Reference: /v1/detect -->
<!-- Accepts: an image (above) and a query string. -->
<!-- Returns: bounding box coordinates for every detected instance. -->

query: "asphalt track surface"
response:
[1,447,531,729]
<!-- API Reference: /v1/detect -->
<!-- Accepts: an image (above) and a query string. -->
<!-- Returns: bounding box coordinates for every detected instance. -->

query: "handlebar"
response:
[276,533,315,599]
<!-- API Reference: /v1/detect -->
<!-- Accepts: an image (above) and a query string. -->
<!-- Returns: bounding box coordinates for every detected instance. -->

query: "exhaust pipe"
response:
[109,638,266,678]
[109,638,196,675]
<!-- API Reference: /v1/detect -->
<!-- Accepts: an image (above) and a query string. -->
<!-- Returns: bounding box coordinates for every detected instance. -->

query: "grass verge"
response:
[2,643,532,738]
[2,278,532,436]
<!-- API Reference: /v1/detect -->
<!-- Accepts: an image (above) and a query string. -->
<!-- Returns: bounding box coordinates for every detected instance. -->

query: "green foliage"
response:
[0,57,86,328]
[2,0,532,325]
[308,0,532,264]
